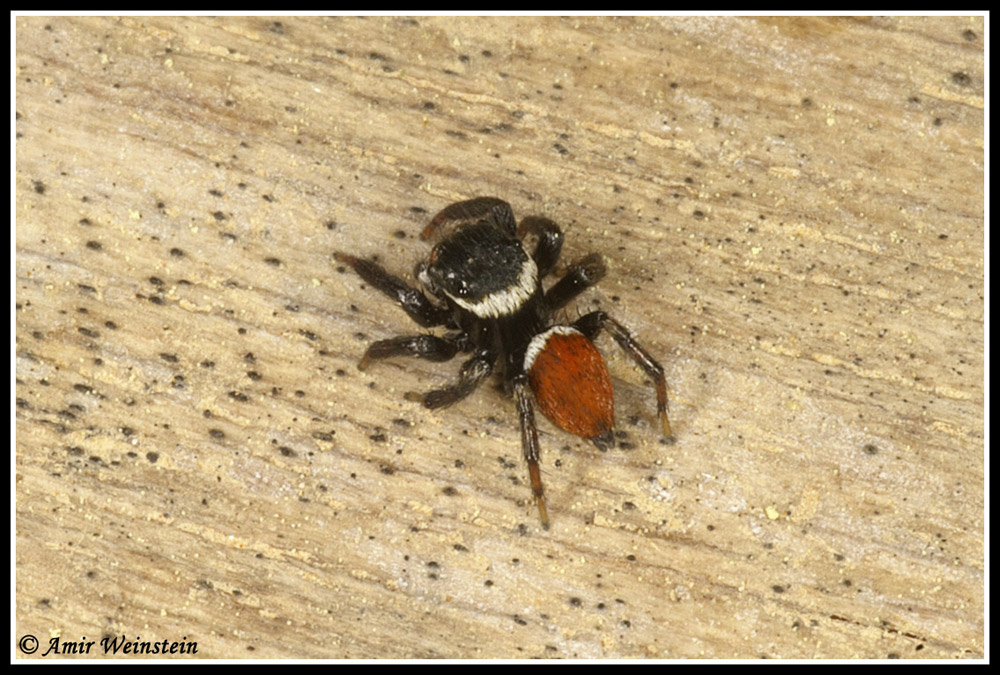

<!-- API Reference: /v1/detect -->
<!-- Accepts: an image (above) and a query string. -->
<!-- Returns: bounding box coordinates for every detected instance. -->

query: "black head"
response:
[418,221,539,319]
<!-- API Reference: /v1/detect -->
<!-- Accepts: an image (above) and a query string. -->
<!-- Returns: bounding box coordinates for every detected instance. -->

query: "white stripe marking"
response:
[524,326,582,372]
[445,256,539,319]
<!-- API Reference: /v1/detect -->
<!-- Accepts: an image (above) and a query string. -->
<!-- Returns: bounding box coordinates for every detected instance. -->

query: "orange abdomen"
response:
[525,328,614,441]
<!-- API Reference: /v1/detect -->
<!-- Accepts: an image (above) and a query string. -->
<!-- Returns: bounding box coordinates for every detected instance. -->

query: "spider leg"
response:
[335,252,452,327]
[422,197,517,240]
[573,311,674,442]
[517,216,564,278]
[514,375,549,529]
[544,252,607,311]
[406,348,496,409]
[359,332,471,370]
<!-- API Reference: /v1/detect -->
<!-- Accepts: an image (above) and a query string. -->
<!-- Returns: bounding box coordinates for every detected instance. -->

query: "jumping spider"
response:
[335,197,672,528]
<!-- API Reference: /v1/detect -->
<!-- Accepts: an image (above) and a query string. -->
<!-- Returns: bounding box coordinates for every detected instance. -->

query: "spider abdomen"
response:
[524,327,615,448]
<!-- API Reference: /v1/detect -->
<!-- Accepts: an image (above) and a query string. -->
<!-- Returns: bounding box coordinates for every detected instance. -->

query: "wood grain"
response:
[15,16,983,659]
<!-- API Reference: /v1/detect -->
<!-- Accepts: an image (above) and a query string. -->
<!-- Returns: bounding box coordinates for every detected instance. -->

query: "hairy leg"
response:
[335,252,452,327]
[544,253,607,311]
[406,348,497,409]
[514,375,549,529]
[573,311,673,441]
[518,215,564,278]
[422,197,517,240]
[358,333,470,370]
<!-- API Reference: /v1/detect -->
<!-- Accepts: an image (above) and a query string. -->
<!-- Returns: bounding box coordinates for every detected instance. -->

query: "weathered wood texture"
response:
[15,16,983,659]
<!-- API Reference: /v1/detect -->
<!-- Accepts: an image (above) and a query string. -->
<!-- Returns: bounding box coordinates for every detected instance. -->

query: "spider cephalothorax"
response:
[335,197,672,528]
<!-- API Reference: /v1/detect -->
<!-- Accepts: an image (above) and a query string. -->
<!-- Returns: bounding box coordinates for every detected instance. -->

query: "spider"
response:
[335,197,673,528]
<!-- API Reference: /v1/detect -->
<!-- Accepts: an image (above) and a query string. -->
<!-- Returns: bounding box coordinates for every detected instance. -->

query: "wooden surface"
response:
[15,16,984,659]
